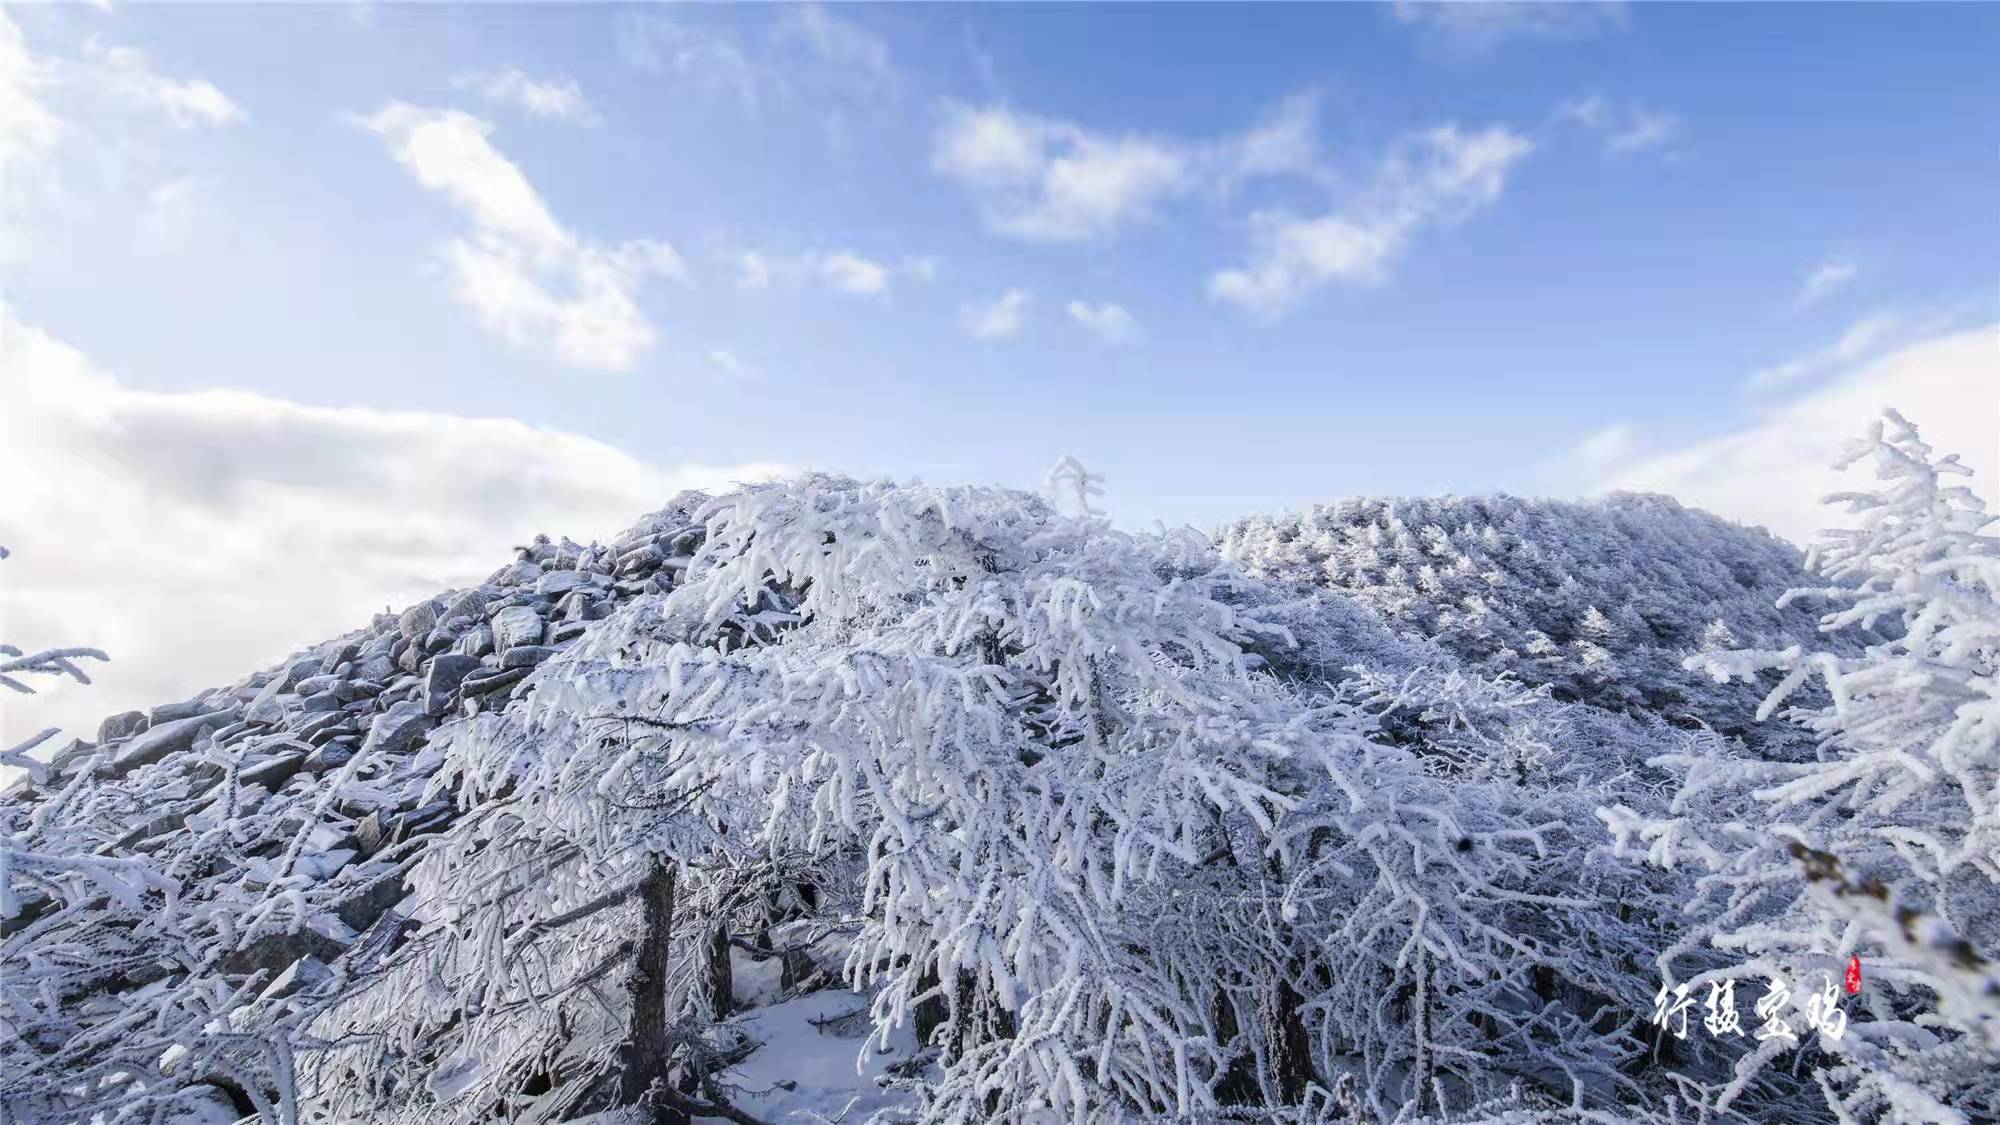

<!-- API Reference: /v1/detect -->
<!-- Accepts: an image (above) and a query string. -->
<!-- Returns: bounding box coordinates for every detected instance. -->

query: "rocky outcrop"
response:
[8,494,713,1036]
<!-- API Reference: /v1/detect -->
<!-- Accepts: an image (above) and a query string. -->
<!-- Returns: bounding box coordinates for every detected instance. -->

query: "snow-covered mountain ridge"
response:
[5,411,1995,1125]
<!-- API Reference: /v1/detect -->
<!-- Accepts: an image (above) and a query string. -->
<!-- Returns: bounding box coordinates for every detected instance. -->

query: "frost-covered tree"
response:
[1220,494,1842,742]
[1603,410,2000,1123]
[11,463,1868,1124]
[329,476,1693,1124]
[0,544,108,785]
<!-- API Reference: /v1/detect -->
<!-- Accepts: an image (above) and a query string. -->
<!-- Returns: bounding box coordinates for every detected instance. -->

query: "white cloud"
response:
[779,4,893,88]
[1210,124,1532,317]
[1394,1,1627,53]
[1,12,243,260]
[932,104,1194,242]
[1746,309,1911,390]
[0,305,791,751]
[0,12,63,252]
[726,247,932,297]
[1794,259,1859,311]
[963,288,1031,341]
[1567,324,1998,544]
[360,103,685,372]
[930,93,1341,243]
[1554,421,1642,481]
[733,250,771,289]
[0,13,59,154]
[1066,300,1139,346]
[616,5,893,136]
[85,40,246,127]
[615,11,764,112]
[1219,91,1325,188]
[1558,95,1683,156]
[455,68,597,125]
[818,251,890,295]
[706,348,747,379]
[136,175,203,247]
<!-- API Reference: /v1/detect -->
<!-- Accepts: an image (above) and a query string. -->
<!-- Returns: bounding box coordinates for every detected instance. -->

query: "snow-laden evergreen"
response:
[1220,493,1844,742]
[1603,410,2000,1123]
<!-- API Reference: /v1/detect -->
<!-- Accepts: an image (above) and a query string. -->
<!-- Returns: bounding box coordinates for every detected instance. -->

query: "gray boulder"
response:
[397,600,439,642]
[149,700,211,726]
[500,644,556,669]
[318,641,359,675]
[257,955,333,1002]
[442,587,491,623]
[362,700,430,757]
[535,570,592,597]
[461,666,529,698]
[111,707,241,772]
[96,710,148,743]
[422,654,481,716]
[491,605,544,652]
[456,623,494,658]
[297,691,343,715]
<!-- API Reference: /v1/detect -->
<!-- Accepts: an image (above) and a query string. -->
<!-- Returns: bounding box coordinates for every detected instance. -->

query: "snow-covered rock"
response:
[490,605,544,652]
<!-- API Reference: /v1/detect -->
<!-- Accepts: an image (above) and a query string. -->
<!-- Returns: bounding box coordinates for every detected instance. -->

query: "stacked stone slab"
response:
[7,492,713,992]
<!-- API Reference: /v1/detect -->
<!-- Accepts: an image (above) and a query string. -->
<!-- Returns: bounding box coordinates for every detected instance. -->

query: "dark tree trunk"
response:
[708,923,734,1019]
[913,966,948,1048]
[1269,977,1313,1102]
[618,860,684,1123]
[1211,990,1258,1106]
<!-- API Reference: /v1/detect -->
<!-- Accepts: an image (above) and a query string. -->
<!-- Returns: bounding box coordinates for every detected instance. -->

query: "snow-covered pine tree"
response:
[1603,409,2000,1123]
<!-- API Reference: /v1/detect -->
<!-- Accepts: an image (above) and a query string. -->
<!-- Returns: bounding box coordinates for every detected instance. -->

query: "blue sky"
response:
[12,2,1997,520]
[3,2,1996,737]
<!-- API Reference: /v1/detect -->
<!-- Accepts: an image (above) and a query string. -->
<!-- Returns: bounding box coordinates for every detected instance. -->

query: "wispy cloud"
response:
[727,247,935,296]
[615,11,765,112]
[818,251,891,295]
[1210,124,1532,317]
[616,3,897,139]
[1066,300,1140,346]
[135,176,205,248]
[1745,310,1907,390]
[0,11,245,261]
[85,40,246,127]
[1574,323,1997,544]
[930,93,1334,243]
[0,13,64,250]
[931,104,1192,242]
[360,103,685,372]
[454,68,597,125]
[706,347,751,381]
[1394,1,1627,55]
[1549,421,1641,484]
[1793,259,1859,311]
[1216,90,1327,189]
[1558,95,1683,156]
[778,3,894,91]
[963,288,1031,341]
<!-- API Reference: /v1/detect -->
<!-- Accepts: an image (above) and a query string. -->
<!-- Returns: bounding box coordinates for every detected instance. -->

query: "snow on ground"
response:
[727,987,921,1123]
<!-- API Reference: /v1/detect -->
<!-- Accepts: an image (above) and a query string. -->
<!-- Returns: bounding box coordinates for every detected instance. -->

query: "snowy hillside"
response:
[3,412,1995,1125]
[1220,492,1851,740]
